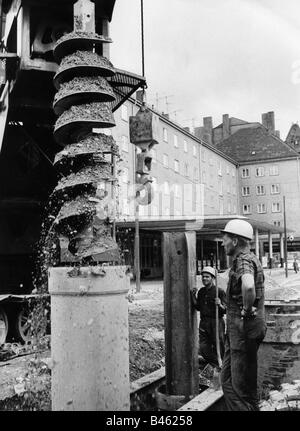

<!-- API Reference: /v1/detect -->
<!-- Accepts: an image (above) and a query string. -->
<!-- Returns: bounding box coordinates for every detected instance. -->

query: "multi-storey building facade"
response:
[111,96,285,276]
[112,97,239,223]
[214,122,300,265]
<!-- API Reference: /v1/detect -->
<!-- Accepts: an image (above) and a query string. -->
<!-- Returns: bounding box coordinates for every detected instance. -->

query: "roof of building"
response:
[214,117,249,130]
[215,125,300,163]
[286,123,300,144]
[138,102,239,166]
[116,214,291,236]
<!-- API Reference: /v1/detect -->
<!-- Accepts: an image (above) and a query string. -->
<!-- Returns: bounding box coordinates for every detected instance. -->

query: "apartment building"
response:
[214,120,300,265]
[111,97,286,276]
[111,96,239,276]
[112,97,239,222]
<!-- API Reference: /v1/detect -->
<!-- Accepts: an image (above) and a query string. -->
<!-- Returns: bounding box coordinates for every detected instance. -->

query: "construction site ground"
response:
[0,267,300,410]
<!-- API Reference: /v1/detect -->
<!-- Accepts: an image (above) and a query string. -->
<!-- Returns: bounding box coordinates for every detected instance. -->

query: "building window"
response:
[152,177,157,192]
[202,170,206,184]
[150,148,157,164]
[272,202,281,213]
[232,168,235,177]
[174,159,179,172]
[233,203,237,213]
[184,162,189,177]
[121,135,129,152]
[255,166,265,177]
[218,162,222,176]
[174,183,180,197]
[163,128,168,142]
[219,200,224,215]
[227,183,231,194]
[271,184,280,194]
[122,198,129,215]
[152,205,158,216]
[209,157,213,166]
[257,203,266,213]
[243,204,251,214]
[274,221,281,227]
[232,184,237,195]
[183,140,188,152]
[228,201,231,213]
[174,135,178,148]
[163,153,169,168]
[270,165,279,176]
[194,168,199,181]
[202,149,206,161]
[242,186,250,196]
[226,165,230,175]
[164,181,170,195]
[139,205,145,216]
[219,180,223,195]
[256,185,265,195]
[193,144,197,157]
[121,104,128,121]
[122,167,129,183]
[209,172,214,188]
[241,168,250,178]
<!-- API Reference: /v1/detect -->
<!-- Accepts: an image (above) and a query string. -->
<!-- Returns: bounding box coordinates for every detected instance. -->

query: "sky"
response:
[110,0,300,139]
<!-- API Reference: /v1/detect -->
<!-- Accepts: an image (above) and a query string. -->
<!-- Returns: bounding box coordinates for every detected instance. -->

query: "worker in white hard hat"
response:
[191,266,226,369]
[220,219,267,411]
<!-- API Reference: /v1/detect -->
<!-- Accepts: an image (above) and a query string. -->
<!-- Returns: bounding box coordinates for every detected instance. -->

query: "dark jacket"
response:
[194,284,226,319]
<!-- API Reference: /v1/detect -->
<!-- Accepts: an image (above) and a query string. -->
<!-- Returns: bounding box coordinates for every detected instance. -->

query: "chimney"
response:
[275,130,280,138]
[262,111,275,134]
[183,126,190,133]
[203,116,213,144]
[194,126,205,140]
[162,112,169,119]
[223,114,230,139]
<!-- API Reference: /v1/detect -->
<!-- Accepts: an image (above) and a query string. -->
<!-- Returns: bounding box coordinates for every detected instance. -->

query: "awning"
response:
[116,214,293,237]
[199,215,292,237]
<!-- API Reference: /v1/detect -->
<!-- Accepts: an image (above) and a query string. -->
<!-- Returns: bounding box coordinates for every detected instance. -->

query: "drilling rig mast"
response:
[0,0,145,344]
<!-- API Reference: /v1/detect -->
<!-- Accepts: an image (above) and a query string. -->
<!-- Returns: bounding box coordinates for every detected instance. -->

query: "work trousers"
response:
[199,317,225,368]
[220,313,267,411]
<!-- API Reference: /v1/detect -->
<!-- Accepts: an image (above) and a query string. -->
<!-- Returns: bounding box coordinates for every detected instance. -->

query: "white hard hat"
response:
[201,266,216,278]
[221,219,253,241]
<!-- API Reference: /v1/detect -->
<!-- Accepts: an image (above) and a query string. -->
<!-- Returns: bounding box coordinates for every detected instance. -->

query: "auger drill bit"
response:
[51,0,120,264]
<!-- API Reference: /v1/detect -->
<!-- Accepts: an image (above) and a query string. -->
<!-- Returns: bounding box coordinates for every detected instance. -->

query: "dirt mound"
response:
[129,308,165,381]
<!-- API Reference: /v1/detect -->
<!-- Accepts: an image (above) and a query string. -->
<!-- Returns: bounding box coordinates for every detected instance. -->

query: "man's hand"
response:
[190,288,198,308]
[192,287,198,296]
[215,297,225,310]
[241,306,257,319]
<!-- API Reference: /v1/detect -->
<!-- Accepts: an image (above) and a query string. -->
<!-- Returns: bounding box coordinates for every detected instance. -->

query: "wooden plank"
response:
[163,231,199,397]
[178,388,224,411]
[130,367,165,394]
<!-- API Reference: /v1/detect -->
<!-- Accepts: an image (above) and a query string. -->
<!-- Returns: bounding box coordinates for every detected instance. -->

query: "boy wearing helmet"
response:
[191,266,226,369]
[221,219,267,411]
